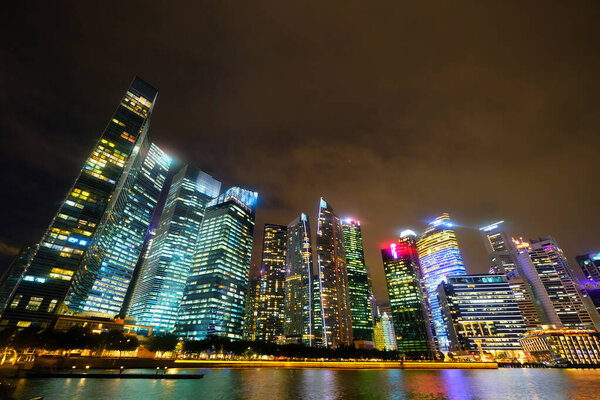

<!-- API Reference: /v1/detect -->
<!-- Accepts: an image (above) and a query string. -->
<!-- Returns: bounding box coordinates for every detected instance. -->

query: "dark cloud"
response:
[1,1,599,301]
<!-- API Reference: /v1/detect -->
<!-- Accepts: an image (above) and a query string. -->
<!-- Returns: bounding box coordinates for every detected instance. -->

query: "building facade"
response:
[520,327,600,365]
[416,213,467,352]
[438,275,526,357]
[341,218,373,343]
[175,187,257,340]
[128,166,220,333]
[284,214,314,345]
[381,233,433,357]
[64,143,171,316]
[374,312,397,351]
[255,224,287,342]
[0,244,37,314]
[1,77,158,328]
[316,198,352,348]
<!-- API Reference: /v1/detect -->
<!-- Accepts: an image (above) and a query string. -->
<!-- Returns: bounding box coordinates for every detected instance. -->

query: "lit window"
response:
[47,299,58,313]
[25,297,44,311]
[10,295,22,309]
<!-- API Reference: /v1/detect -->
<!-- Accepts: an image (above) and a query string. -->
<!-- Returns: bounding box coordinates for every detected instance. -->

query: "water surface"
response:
[12,368,600,400]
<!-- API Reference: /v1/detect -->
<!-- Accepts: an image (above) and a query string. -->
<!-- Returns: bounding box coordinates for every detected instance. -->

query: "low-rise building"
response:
[520,326,600,365]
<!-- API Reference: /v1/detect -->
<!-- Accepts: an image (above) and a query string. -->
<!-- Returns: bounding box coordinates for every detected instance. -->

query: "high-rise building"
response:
[519,237,597,330]
[243,270,261,341]
[341,219,373,344]
[577,253,600,283]
[175,187,258,340]
[312,274,323,346]
[283,214,314,345]
[381,232,434,357]
[0,244,37,314]
[1,77,158,328]
[438,275,526,357]
[255,224,287,342]
[64,143,171,316]
[316,198,352,348]
[373,312,397,351]
[480,222,542,329]
[128,166,220,333]
[416,213,466,352]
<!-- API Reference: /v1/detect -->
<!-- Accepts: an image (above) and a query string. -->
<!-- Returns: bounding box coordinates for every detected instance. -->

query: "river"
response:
[10,368,600,399]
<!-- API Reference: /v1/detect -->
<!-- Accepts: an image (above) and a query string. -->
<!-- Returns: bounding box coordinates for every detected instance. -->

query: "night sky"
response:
[1,1,599,303]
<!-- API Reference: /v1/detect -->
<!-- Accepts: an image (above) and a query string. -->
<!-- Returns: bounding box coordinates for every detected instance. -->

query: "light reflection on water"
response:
[11,368,600,400]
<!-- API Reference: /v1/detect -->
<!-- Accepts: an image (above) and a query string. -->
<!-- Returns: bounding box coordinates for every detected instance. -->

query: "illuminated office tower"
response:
[175,187,258,340]
[284,214,314,345]
[255,224,287,342]
[312,275,323,346]
[341,219,373,344]
[381,232,434,357]
[0,244,37,314]
[577,253,600,317]
[1,78,158,328]
[316,198,352,348]
[128,166,221,333]
[518,237,597,330]
[373,312,397,351]
[480,222,541,329]
[416,213,467,351]
[243,271,261,341]
[64,143,171,316]
[480,221,520,275]
[438,275,526,356]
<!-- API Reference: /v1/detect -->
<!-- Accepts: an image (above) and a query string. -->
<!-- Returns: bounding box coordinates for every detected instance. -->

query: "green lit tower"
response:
[284,214,314,345]
[64,143,171,316]
[382,231,434,358]
[1,77,158,328]
[128,165,220,333]
[316,198,352,348]
[255,224,287,342]
[175,187,258,340]
[341,218,373,344]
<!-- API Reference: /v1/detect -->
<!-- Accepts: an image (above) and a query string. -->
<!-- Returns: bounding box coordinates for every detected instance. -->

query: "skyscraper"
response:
[255,224,287,342]
[480,222,541,329]
[128,165,220,333]
[518,237,598,330]
[284,214,314,345]
[0,244,37,314]
[438,275,526,357]
[577,253,600,283]
[341,218,373,344]
[373,312,397,351]
[1,77,158,328]
[175,187,258,340]
[243,270,261,341]
[381,232,434,357]
[316,198,352,348]
[64,143,171,316]
[416,213,466,352]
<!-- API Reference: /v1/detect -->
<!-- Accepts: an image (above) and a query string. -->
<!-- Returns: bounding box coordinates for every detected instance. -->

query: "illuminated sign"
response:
[390,243,398,259]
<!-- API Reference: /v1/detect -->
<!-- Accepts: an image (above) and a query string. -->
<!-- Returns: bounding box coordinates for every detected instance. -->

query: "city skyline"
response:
[2,3,600,308]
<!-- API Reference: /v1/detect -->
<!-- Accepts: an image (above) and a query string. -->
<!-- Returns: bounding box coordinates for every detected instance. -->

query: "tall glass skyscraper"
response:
[381,232,433,357]
[255,224,287,342]
[64,143,171,316]
[128,165,220,333]
[175,187,258,340]
[0,244,37,314]
[518,237,597,330]
[416,213,466,352]
[341,218,373,343]
[480,222,541,329]
[1,77,158,328]
[316,198,352,348]
[284,214,314,345]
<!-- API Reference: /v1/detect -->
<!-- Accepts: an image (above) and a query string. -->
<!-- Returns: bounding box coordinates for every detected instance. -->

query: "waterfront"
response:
[10,368,600,400]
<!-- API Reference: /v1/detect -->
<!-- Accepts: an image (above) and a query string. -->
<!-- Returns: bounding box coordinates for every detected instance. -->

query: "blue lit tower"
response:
[1,77,158,328]
[341,218,374,343]
[284,214,314,345]
[128,165,220,333]
[416,213,467,352]
[316,198,352,348]
[175,187,258,340]
[64,143,171,316]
